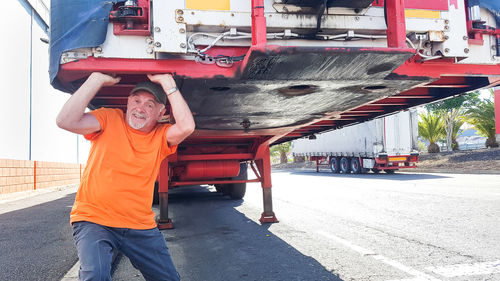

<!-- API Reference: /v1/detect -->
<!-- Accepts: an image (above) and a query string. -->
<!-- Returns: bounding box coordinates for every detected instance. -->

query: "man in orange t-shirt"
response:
[57,72,195,281]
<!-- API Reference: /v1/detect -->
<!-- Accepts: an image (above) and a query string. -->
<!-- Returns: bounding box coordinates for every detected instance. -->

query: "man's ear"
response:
[158,106,167,119]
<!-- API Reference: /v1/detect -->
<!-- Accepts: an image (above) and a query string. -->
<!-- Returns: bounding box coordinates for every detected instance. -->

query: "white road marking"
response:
[316,231,441,281]
[60,261,80,281]
[426,260,500,277]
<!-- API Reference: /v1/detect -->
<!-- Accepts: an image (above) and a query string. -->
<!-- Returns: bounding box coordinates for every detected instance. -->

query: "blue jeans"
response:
[72,221,180,281]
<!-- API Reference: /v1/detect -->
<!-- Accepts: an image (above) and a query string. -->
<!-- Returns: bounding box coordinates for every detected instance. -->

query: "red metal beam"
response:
[171,179,261,187]
[177,153,254,161]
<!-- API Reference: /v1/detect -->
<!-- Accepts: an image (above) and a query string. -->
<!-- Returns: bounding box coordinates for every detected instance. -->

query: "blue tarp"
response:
[49,0,114,92]
[468,0,500,26]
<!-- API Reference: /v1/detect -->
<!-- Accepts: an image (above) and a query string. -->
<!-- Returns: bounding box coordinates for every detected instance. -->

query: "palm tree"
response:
[466,99,498,148]
[418,112,446,153]
[451,117,465,150]
[270,142,291,163]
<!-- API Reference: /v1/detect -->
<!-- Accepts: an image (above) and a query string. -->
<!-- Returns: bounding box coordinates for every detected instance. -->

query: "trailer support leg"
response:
[158,159,173,230]
[256,144,279,223]
[495,88,500,143]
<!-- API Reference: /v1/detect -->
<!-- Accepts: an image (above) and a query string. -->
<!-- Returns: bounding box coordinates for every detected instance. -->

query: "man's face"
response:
[126,91,166,132]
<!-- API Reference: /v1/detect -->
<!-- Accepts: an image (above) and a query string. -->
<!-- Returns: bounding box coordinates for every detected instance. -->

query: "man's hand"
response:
[147,74,176,90]
[90,72,121,87]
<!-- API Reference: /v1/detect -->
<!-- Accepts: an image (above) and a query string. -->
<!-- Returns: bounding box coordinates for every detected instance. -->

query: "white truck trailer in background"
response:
[292,110,419,174]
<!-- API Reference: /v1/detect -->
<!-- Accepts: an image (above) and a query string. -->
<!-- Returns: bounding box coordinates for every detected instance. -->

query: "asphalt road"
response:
[1,171,499,281]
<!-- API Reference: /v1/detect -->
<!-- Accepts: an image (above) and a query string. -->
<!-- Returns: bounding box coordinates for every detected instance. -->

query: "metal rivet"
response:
[154,27,161,32]
[146,37,154,44]
[444,19,449,24]
[444,48,450,53]
[492,45,496,50]
[463,36,468,40]
[95,47,102,53]
[180,43,186,48]
[444,35,449,40]
[155,42,161,47]
[355,16,360,21]
[464,48,469,53]
[231,13,235,17]
[179,28,185,34]
[191,11,195,15]
[147,48,153,54]
[177,16,184,22]
[177,9,183,15]
[444,25,449,31]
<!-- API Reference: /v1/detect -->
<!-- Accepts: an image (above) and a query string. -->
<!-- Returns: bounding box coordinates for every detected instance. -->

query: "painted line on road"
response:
[61,261,80,281]
[316,231,441,281]
[426,260,500,277]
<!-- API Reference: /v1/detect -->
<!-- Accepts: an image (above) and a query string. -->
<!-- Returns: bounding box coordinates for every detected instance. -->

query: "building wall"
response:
[0,0,90,194]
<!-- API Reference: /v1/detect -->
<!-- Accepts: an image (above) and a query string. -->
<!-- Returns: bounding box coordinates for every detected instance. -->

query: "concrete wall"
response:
[0,0,90,194]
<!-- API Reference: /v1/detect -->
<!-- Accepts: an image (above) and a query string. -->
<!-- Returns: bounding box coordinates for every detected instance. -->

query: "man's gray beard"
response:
[128,115,146,130]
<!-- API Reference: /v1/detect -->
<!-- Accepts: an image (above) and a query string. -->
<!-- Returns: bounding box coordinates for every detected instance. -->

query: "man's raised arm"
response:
[147,74,195,146]
[56,72,121,135]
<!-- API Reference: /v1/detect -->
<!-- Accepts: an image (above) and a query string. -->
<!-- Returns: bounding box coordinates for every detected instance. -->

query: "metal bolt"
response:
[444,19,449,24]
[444,35,449,40]
[444,48,450,53]
[492,45,497,50]
[191,11,195,15]
[179,28,185,34]
[231,13,235,17]
[146,47,153,54]
[176,9,183,15]
[180,43,186,48]
[154,42,161,47]
[444,25,449,31]
[355,16,360,21]
[463,36,468,40]
[95,46,102,53]
[154,27,161,32]
[146,37,154,44]
[177,16,184,22]
[464,48,469,53]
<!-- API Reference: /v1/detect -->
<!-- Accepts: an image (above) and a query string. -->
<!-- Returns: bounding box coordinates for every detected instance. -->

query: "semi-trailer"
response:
[292,110,419,174]
[49,0,500,227]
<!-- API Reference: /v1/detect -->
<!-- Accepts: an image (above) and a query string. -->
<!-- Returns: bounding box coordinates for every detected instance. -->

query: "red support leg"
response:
[495,88,500,143]
[385,0,407,48]
[157,159,173,229]
[255,144,279,224]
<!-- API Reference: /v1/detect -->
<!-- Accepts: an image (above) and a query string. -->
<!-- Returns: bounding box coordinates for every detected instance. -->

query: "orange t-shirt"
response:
[70,108,177,229]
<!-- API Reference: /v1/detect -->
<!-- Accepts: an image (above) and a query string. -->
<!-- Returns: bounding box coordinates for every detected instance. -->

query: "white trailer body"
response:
[292,110,419,173]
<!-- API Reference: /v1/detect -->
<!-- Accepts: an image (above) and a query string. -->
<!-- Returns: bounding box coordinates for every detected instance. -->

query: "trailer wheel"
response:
[229,163,248,199]
[330,157,340,173]
[340,157,351,173]
[350,158,362,174]
[371,168,380,174]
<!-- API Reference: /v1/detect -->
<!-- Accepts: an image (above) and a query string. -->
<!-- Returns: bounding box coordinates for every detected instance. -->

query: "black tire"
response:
[351,158,362,174]
[229,163,248,199]
[371,168,380,174]
[385,169,396,174]
[330,157,340,173]
[152,182,159,205]
[340,157,351,174]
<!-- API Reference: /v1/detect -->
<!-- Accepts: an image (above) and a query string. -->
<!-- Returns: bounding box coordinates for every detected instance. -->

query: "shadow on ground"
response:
[113,185,343,281]
[0,194,77,281]
[274,169,450,181]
